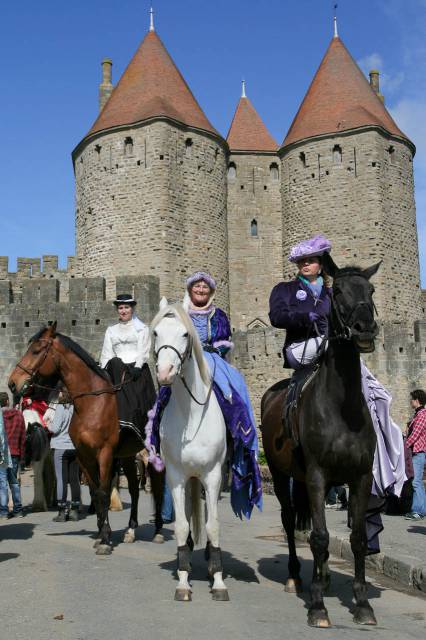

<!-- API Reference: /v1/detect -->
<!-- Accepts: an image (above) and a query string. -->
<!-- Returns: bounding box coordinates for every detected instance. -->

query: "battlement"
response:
[0,255,76,279]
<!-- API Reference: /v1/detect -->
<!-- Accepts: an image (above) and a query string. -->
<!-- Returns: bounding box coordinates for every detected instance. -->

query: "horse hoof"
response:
[284,578,303,593]
[152,533,165,544]
[96,544,112,556]
[211,589,230,602]
[123,532,135,543]
[93,539,101,548]
[353,606,377,626]
[308,609,331,628]
[174,588,192,602]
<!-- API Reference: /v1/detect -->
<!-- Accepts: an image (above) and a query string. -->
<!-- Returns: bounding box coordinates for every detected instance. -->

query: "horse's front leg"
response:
[169,473,192,602]
[94,446,114,555]
[203,464,229,601]
[305,467,331,628]
[348,473,377,625]
[121,457,139,543]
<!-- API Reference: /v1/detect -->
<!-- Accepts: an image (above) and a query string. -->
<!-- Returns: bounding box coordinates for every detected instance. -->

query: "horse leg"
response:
[122,457,139,543]
[94,446,114,555]
[169,475,192,602]
[203,465,229,601]
[348,474,377,625]
[270,467,302,592]
[148,463,165,543]
[306,468,331,628]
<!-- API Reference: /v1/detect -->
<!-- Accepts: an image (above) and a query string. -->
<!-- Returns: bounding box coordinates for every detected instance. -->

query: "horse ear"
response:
[159,297,168,310]
[50,321,57,336]
[363,261,382,280]
[182,291,190,312]
[321,252,338,279]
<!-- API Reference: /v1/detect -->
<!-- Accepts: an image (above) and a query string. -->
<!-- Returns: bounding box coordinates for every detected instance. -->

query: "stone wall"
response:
[0,255,75,303]
[73,120,229,311]
[280,130,422,323]
[0,275,160,399]
[227,152,282,330]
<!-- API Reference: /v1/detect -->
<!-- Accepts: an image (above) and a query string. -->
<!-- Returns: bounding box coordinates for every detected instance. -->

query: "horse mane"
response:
[151,303,211,386]
[30,326,109,381]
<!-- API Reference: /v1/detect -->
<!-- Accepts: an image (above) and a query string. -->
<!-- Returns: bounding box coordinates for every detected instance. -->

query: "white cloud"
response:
[357,53,404,95]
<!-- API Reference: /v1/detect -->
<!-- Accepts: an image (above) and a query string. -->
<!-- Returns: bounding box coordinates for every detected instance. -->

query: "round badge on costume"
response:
[296,289,307,301]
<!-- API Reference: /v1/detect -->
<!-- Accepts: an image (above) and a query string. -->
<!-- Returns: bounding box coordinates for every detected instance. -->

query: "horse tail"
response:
[292,479,311,531]
[28,423,49,463]
[190,477,202,545]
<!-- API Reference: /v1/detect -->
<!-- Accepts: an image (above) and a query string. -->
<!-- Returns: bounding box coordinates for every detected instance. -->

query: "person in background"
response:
[0,392,25,518]
[404,389,426,520]
[48,388,81,522]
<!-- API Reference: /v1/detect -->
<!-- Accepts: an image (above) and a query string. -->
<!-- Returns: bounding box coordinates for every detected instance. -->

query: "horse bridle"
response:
[15,337,55,389]
[330,278,378,341]
[154,336,215,406]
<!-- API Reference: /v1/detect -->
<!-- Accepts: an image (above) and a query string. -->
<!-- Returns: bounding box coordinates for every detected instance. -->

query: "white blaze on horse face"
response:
[155,317,188,386]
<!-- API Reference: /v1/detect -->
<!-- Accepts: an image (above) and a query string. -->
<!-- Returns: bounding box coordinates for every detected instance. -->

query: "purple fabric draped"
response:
[361,361,406,498]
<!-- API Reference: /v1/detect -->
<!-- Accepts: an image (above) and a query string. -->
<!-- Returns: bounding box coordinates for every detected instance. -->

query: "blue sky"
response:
[1,0,425,285]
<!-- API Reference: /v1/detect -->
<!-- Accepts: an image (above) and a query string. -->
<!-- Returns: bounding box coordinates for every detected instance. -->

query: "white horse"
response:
[151,300,229,602]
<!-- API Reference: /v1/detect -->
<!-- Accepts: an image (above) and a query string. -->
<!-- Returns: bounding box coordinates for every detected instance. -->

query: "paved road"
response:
[1,483,425,640]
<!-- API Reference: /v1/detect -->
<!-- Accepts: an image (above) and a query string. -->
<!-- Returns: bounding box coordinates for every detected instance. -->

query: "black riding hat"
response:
[113,294,136,306]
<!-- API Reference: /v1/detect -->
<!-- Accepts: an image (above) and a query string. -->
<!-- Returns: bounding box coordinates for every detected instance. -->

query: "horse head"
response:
[8,323,59,397]
[322,253,381,353]
[152,300,194,387]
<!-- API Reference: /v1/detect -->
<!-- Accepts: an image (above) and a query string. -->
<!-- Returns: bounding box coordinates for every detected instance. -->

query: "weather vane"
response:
[333,2,338,38]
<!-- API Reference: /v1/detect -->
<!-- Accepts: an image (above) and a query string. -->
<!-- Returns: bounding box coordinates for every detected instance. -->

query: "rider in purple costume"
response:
[147,272,262,519]
[269,235,405,553]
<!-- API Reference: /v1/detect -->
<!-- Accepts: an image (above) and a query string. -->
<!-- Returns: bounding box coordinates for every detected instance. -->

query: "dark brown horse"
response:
[8,323,164,555]
[261,254,380,627]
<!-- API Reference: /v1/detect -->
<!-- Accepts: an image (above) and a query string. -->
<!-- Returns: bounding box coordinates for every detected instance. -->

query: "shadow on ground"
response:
[159,547,259,584]
[0,522,36,541]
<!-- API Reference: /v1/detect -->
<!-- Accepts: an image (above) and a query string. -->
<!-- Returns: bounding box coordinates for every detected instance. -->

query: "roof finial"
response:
[333,3,338,38]
[241,79,246,98]
[149,6,155,32]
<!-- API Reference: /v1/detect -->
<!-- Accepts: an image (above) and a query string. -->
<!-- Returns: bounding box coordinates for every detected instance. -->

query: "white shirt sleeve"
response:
[135,326,151,368]
[100,327,114,368]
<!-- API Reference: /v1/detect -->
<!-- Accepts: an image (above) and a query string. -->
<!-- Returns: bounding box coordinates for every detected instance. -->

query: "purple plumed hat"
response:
[288,234,332,263]
[186,271,217,290]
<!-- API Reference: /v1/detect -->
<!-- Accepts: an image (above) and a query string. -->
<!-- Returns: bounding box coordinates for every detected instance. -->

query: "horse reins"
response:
[154,339,216,407]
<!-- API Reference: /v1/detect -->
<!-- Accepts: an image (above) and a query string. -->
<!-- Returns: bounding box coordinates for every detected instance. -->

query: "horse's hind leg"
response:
[203,465,229,601]
[348,474,377,625]
[122,457,139,543]
[270,467,302,593]
[305,468,331,628]
[148,463,165,543]
[32,458,48,512]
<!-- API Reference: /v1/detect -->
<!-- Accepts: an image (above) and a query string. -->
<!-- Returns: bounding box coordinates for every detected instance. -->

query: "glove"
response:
[308,312,320,324]
[131,367,143,381]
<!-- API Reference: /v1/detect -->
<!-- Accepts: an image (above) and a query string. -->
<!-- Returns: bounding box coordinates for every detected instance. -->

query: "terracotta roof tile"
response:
[227,97,277,152]
[86,31,219,138]
[282,37,411,148]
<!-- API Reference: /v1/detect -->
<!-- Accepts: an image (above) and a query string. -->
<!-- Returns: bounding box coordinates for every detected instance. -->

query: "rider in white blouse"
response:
[100,294,150,372]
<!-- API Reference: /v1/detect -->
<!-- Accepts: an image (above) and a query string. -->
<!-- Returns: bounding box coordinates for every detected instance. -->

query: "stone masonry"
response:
[227,151,282,330]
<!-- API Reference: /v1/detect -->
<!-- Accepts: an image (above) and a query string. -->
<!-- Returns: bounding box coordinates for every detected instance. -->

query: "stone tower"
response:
[279,31,421,323]
[72,21,229,309]
[226,83,282,330]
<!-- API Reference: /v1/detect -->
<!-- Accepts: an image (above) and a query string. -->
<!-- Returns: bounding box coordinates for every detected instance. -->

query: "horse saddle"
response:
[283,366,319,446]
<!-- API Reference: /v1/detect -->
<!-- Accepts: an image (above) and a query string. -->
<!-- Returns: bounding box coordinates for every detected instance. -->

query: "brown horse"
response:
[261,255,380,627]
[8,323,164,555]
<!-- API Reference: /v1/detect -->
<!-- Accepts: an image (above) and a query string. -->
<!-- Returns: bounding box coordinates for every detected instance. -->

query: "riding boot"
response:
[68,501,81,522]
[52,502,68,522]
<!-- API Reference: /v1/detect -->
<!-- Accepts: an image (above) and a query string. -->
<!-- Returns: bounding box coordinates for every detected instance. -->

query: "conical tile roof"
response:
[282,36,411,149]
[86,30,219,139]
[227,96,277,152]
